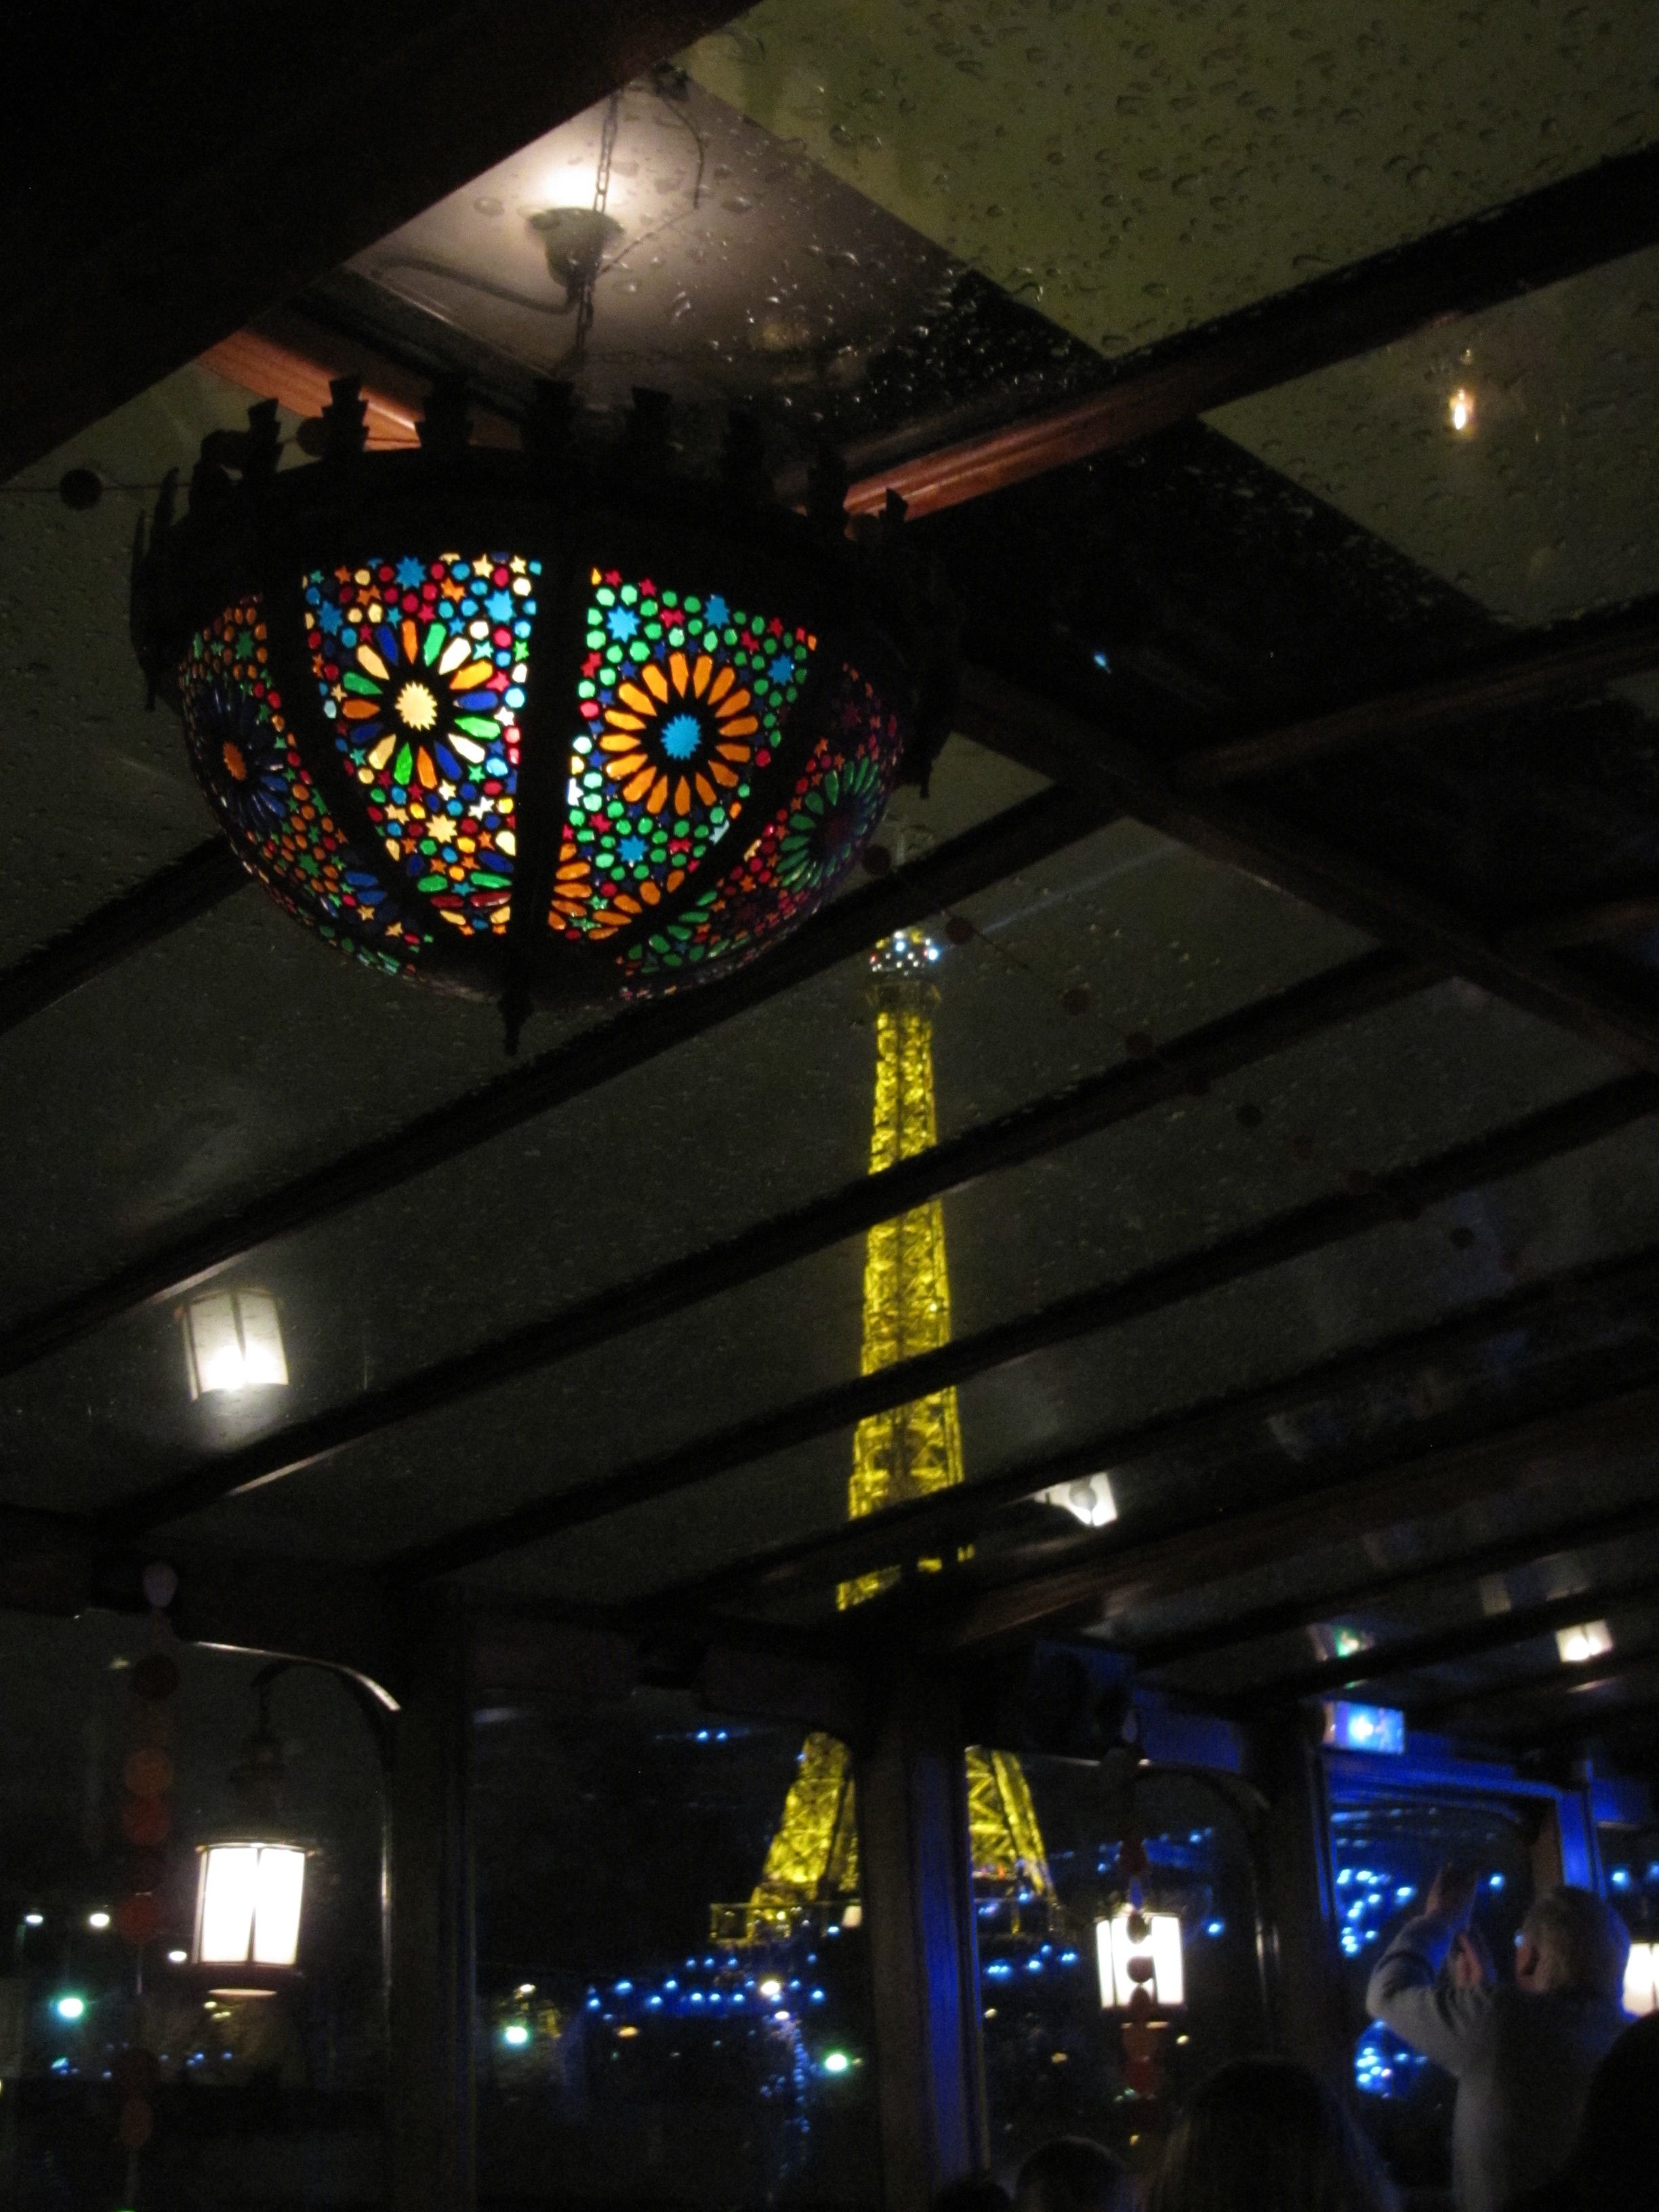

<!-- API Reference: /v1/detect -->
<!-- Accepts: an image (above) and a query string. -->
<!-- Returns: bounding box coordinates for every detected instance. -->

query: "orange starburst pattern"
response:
[598,651,760,815]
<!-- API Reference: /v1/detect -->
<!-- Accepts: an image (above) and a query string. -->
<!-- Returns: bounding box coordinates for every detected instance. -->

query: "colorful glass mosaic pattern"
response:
[303,554,541,937]
[560,572,816,940]
[623,667,902,979]
[180,598,427,974]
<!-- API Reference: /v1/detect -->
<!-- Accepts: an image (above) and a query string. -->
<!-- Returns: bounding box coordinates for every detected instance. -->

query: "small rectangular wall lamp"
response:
[1097,1908,1184,2009]
[196,1843,306,1966]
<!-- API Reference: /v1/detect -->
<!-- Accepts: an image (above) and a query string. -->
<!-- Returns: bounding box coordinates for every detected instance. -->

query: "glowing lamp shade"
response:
[1624,1941,1658,2017]
[131,390,951,1025]
[1036,1473,1118,1530]
[196,1844,306,1967]
[1557,1621,1614,1665]
[182,1289,288,1397]
[1097,1910,1185,2009]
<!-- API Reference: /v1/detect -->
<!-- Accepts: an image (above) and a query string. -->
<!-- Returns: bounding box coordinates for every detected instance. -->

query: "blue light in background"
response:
[1325,1702,1406,1755]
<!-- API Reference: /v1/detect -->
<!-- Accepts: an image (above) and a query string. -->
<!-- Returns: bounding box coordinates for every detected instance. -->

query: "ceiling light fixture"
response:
[1036,1472,1118,1529]
[131,382,952,1049]
[1556,1620,1614,1665]
[180,1287,289,1397]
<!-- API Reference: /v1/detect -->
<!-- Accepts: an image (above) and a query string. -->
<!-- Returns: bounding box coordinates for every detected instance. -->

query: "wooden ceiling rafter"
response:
[1417,1640,1659,1731]
[932,1373,1659,1659]
[956,668,1659,1078]
[0,840,245,1040]
[647,1237,1659,1623]
[96,945,1425,1540]
[0,789,1106,1382]
[1209,1566,1659,1709]
[375,1074,1658,1588]
[1175,595,1659,792]
[1131,1488,1659,1678]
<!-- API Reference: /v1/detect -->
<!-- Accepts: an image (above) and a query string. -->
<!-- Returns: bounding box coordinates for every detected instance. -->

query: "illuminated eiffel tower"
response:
[724,932,1054,1944]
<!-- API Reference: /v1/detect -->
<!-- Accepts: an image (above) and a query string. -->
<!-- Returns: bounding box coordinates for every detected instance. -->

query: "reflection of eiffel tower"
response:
[720,933,1054,1946]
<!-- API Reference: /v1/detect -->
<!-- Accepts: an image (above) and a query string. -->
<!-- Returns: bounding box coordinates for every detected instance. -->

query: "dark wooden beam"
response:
[387,1599,476,2212]
[1420,1639,1659,1731]
[937,1372,1659,1655]
[102,945,1422,1538]
[1504,1665,1659,1745]
[1135,1489,1659,1677]
[383,1076,1658,1586]
[844,144,1659,520]
[1225,1568,1659,1708]
[0,787,1105,1382]
[654,1242,1659,1622]
[956,667,1659,1076]
[1177,596,1659,790]
[1,1,747,480]
[1504,895,1659,957]
[0,842,246,1040]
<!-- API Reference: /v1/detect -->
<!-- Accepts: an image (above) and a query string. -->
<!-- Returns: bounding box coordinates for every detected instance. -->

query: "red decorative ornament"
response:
[131,1653,180,1701]
[119,1795,171,1847]
[122,1746,175,1798]
[114,1892,164,1948]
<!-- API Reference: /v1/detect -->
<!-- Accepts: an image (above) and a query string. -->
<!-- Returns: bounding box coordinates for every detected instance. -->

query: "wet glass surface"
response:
[0,1608,386,2207]
[972,1756,1267,2183]
[470,1683,878,2211]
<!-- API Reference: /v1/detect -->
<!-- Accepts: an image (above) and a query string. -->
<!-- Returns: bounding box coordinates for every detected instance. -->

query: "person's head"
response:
[1015,2135,1131,2212]
[1560,2011,1659,2207]
[1147,2057,1396,2212]
[1515,1885,1629,1999]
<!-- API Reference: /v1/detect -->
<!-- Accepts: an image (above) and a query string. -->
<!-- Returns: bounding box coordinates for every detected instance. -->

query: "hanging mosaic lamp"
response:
[131,380,955,1043]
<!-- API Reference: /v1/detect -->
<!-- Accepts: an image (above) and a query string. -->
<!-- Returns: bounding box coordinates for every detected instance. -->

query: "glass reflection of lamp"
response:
[194,1664,310,1989]
[1097,1908,1185,2009]
[1557,1621,1614,1665]
[180,1288,288,1398]
[197,1844,306,1969]
[1036,1473,1118,1530]
[1623,1941,1657,2017]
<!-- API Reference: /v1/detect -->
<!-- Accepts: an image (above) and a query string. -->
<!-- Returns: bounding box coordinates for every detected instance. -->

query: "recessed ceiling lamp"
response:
[1556,1620,1614,1665]
[131,382,952,1048]
[180,1288,288,1397]
[1036,1472,1118,1529]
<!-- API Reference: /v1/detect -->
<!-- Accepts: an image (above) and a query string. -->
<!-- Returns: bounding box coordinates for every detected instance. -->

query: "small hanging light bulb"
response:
[1448,386,1476,436]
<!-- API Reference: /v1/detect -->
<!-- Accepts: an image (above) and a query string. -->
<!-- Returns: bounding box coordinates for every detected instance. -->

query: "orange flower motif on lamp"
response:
[598,651,760,817]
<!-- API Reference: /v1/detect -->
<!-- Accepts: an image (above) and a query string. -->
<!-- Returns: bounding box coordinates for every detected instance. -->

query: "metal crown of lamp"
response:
[131,379,956,1047]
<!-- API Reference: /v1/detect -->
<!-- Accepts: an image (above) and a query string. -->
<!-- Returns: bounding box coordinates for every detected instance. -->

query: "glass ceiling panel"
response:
[686,0,1656,363]
[0,813,1368,1509]
[1099,1412,1659,1653]
[322,72,1101,445]
[136,1097,1659,1599]
[0,365,299,956]
[1211,244,1659,626]
[1154,1524,1659,1700]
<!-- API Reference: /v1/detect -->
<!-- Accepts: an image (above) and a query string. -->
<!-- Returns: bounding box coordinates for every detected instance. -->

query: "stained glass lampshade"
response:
[132,382,954,1040]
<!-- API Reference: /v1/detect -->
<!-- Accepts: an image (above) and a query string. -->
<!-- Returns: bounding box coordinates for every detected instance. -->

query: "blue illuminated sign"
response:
[1324,1701,1406,1755]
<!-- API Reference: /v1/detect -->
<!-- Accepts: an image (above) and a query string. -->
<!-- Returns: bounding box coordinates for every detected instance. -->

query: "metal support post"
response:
[855,1664,987,2212]
[1252,1715,1349,2083]
[387,1598,475,2212]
